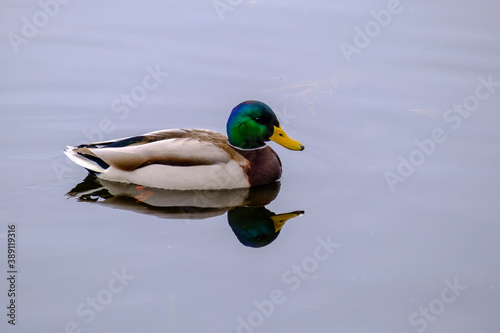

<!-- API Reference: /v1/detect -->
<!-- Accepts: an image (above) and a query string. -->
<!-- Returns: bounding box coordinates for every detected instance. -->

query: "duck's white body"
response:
[99,159,249,190]
[64,129,253,190]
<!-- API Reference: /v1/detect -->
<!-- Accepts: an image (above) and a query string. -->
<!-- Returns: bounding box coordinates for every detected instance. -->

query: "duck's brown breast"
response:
[234,146,282,187]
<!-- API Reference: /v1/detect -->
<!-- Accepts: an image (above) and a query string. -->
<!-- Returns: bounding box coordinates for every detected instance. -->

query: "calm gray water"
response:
[1,1,499,332]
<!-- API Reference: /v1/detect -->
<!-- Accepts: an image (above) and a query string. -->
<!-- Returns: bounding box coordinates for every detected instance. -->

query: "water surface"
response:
[1,1,499,332]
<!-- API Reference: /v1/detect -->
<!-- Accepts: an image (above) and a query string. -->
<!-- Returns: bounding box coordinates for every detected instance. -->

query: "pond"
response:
[1,0,499,332]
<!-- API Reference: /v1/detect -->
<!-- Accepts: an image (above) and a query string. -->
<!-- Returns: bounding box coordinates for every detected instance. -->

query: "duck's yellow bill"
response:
[271,210,305,233]
[269,125,305,151]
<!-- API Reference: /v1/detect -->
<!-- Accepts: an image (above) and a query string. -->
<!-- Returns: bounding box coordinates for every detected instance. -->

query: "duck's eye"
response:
[254,117,261,122]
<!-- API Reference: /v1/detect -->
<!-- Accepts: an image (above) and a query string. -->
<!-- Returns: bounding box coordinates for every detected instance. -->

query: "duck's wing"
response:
[78,129,191,148]
[65,129,241,173]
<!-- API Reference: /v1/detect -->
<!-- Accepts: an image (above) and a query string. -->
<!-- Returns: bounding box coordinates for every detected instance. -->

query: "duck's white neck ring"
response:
[228,142,268,151]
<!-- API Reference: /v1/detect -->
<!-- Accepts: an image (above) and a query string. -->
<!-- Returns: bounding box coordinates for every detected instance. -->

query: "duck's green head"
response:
[227,100,305,150]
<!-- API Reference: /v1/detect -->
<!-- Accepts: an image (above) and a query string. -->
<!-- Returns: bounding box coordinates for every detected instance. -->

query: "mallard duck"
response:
[64,100,304,190]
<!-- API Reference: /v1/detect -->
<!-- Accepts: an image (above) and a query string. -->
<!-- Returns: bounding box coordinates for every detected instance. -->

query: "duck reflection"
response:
[67,175,304,247]
[228,206,303,248]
